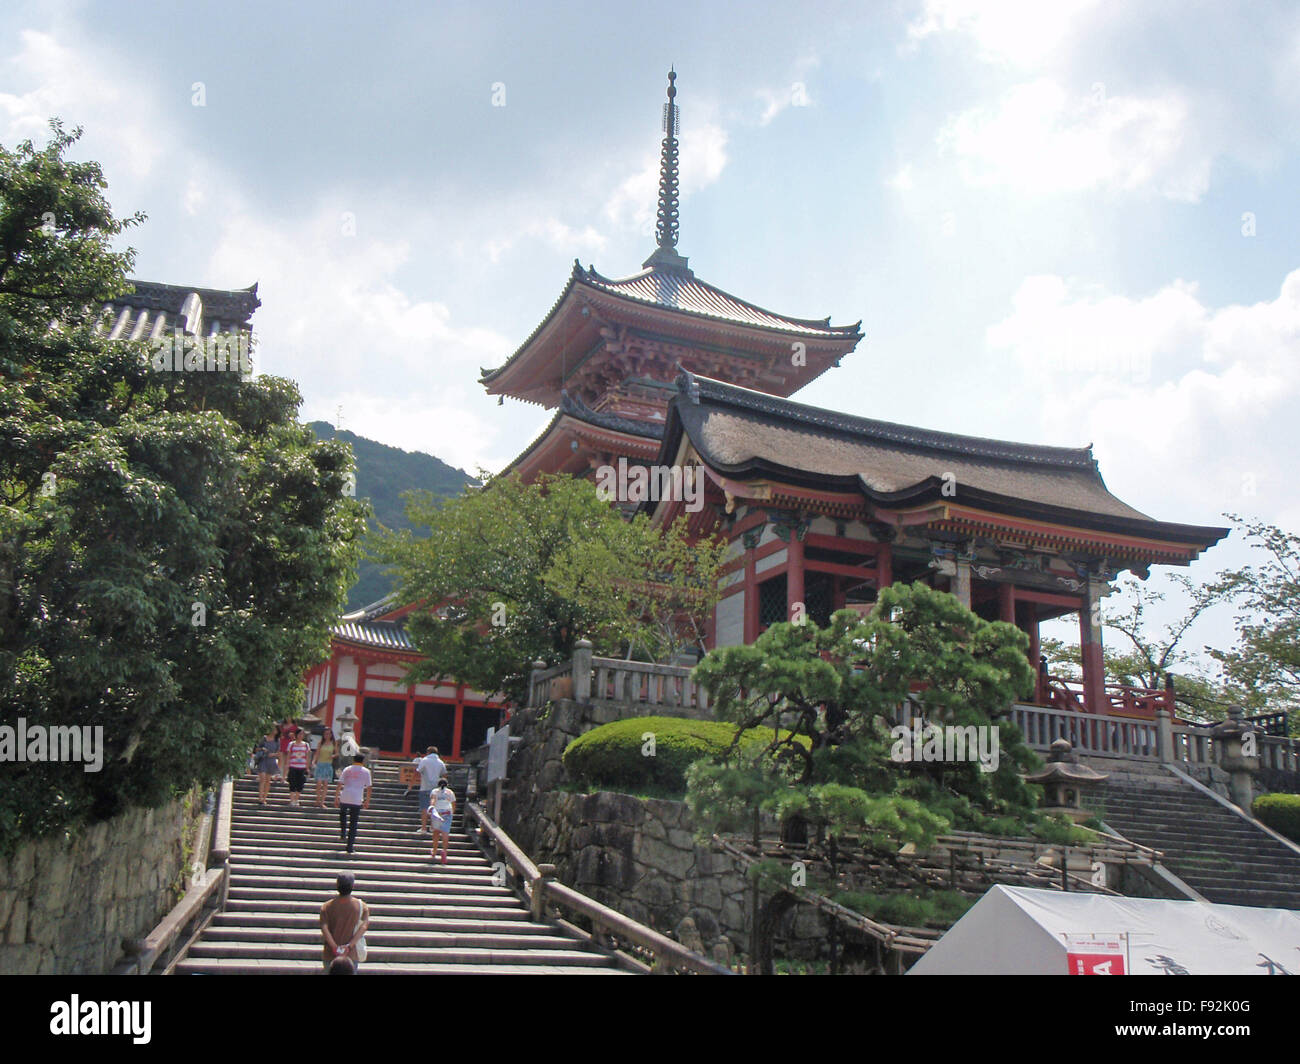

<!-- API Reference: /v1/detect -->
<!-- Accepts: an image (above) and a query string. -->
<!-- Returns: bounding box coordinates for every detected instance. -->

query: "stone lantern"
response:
[1023,738,1108,823]
[1212,705,1259,811]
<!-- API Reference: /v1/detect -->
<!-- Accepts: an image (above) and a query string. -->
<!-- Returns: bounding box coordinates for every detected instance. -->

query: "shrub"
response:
[1253,793,1300,843]
[563,716,800,794]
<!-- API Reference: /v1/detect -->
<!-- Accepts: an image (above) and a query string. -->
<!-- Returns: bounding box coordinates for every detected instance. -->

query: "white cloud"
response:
[938,79,1210,201]
[907,0,1101,67]
[755,54,820,127]
[602,119,728,238]
[987,269,1300,523]
[0,30,163,179]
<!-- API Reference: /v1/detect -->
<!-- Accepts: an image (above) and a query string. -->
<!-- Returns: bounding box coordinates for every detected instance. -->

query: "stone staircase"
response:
[1097,768,1300,911]
[176,759,628,974]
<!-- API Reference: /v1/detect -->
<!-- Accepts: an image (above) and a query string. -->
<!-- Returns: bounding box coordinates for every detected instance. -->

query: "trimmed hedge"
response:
[1253,793,1300,843]
[562,716,800,794]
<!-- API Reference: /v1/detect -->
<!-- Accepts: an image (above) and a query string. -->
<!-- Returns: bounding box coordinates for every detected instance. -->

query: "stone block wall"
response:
[527,789,825,964]
[0,795,199,974]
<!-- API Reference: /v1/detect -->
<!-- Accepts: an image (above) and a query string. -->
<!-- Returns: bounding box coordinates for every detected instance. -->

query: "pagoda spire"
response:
[643,69,691,274]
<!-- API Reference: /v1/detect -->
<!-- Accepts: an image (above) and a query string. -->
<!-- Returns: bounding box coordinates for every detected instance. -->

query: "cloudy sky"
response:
[3,0,1297,662]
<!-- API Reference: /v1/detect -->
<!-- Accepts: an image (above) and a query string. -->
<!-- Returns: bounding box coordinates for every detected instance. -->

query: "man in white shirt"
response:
[334,754,372,855]
[412,746,447,835]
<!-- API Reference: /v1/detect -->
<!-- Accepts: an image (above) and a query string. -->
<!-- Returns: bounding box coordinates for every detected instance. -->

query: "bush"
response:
[563,716,800,795]
[1253,793,1300,842]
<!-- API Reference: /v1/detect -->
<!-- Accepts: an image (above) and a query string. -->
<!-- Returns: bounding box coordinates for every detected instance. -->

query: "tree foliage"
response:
[369,472,726,705]
[684,582,1053,854]
[0,123,366,846]
[1211,516,1300,724]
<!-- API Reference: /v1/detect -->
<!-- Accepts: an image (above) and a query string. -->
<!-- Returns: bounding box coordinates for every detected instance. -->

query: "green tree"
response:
[370,472,726,705]
[0,123,366,847]
[685,582,1048,852]
[1211,516,1300,727]
[1039,570,1248,722]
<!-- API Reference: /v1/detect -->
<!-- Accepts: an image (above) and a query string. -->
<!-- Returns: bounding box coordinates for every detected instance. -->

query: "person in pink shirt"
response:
[286,731,312,807]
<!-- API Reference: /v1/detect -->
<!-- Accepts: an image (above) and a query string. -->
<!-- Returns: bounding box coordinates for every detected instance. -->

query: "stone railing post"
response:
[532,864,556,923]
[572,639,593,704]
[529,660,547,708]
[1155,708,1174,764]
[1213,705,1260,811]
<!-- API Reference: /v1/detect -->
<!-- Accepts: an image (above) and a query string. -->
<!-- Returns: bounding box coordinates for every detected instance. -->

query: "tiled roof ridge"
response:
[558,390,666,439]
[578,263,862,337]
[119,278,261,325]
[676,370,1099,470]
[480,260,585,384]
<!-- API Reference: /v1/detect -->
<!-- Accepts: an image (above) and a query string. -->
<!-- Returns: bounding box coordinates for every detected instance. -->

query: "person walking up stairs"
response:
[175,758,630,974]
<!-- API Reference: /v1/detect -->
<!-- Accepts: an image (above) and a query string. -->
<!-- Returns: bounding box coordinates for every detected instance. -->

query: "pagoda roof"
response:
[659,372,1229,554]
[479,260,862,407]
[576,263,861,340]
[499,390,666,480]
[93,279,260,342]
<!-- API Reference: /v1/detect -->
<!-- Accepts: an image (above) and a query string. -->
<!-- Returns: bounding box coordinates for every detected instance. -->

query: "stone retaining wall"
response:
[0,794,200,974]
[528,788,825,965]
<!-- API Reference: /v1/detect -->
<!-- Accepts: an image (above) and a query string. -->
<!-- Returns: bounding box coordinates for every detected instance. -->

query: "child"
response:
[429,777,456,865]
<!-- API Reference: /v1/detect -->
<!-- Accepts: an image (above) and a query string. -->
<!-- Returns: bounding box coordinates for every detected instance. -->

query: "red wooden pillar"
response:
[1079,590,1105,715]
[402,688,415,757]
[452,683,466,760]
[787,534,805,622]
[1026,605,1041,671]
[998,582,1016,624]
[876,542,892,591]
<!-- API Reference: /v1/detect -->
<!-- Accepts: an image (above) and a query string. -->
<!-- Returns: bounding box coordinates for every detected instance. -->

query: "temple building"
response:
[481,71,1229,721]
[301,598,502,760]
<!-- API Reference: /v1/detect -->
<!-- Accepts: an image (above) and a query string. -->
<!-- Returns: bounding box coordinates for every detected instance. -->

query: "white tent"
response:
[908,885,1300,975]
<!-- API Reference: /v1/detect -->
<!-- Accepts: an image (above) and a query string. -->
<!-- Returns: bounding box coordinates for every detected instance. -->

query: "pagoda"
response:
[485,70,1229,722]
[481,70,862,483]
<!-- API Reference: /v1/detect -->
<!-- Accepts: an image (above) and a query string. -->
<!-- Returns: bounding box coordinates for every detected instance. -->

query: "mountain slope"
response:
[308,421,476,610]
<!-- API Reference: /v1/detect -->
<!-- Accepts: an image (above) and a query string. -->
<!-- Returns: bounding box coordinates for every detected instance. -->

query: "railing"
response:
[114,778,232,974]
[590,657,711,713]
[465,801,732,975]
[528,640,710,714]
[527,660,572,707]
[1010,703,1161,760]
[1040,675,1172,719]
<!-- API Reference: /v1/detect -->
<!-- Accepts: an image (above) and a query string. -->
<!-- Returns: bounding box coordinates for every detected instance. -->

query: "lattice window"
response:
[805,571,835,628]
[758,574,787,629]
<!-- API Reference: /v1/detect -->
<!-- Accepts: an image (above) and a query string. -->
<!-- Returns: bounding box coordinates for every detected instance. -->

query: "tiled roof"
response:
[559,391,665,440]
[577,264,862,339]
[665,372,1229,546]
[332,619,414,652]
[480,260,861,387]
[93,279,260,342]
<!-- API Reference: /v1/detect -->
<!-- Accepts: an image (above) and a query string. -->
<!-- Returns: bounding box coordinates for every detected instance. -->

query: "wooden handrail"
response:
[466,802,731,975]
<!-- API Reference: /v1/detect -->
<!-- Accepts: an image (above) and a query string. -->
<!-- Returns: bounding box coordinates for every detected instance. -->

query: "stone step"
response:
[211,911,552,933]
[227,876,512,900]
[183,940,617,966]
[174,958,627,975]
[223,900,527,922]
[179,763,624,974]
[200,927,584,951]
